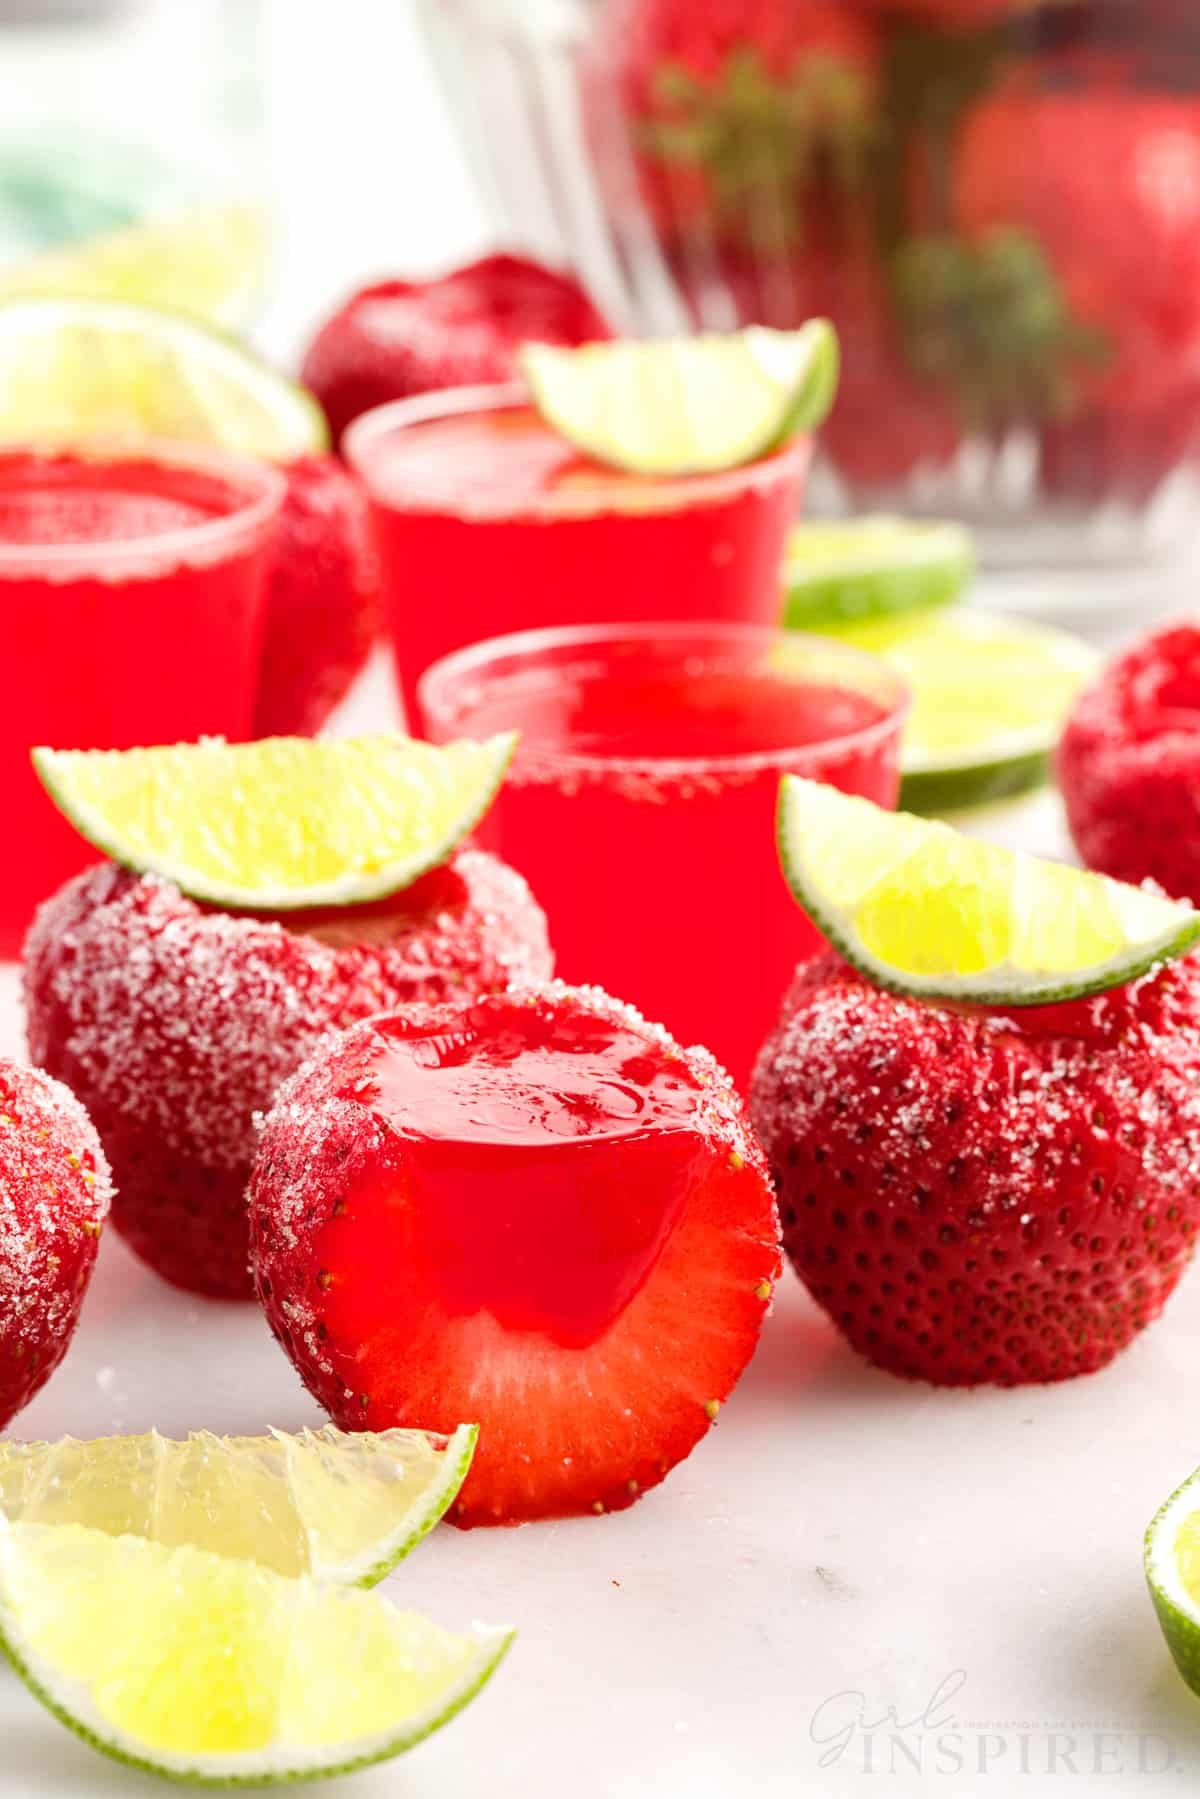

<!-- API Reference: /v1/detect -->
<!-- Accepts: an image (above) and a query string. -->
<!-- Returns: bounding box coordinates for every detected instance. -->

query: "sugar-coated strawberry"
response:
[751,950,1200,1386]
[300,256,612,447]
[249,985,780,1526]
[590,0,880,255]
[23,852,553,1302]
[1059,623,1200,901]
[254,456,381,739]
[0,1060,111,1429]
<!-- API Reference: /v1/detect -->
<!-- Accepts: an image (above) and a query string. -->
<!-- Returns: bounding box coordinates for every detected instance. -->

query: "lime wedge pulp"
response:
[824,609,1099,814]
[0,1424,477,1588]
[0,204,271,327]
[782,517,974,629]
[1146,1465,1200,1697]
[519,320,839,476]
[0,1517,512,1785]
[777,776,1200,1006]
[0,295,325,460]
[33,733,517,912]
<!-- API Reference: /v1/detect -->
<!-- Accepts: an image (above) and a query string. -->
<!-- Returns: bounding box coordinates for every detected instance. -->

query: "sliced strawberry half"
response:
[249,985,780,1526]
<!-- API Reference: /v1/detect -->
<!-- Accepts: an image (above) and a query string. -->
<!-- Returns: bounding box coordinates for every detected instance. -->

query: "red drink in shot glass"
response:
[0,442,285,957]
[420,622,908,1086]
[344,385,811,725]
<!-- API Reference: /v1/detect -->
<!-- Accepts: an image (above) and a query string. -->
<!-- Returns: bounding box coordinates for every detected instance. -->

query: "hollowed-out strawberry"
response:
[249,985,780,1525]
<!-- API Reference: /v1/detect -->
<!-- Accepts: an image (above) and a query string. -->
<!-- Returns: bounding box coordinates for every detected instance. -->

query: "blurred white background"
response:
[262,0,490,358]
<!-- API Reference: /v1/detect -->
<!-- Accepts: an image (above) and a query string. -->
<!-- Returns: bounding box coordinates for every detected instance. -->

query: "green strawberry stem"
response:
[891,228,1110,429]
[643,47,878,253]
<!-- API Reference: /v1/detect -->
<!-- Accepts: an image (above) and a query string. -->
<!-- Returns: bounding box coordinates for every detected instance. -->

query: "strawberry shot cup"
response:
[0,442,284,957]
[420,621,907,1086]
[346,386,811,725]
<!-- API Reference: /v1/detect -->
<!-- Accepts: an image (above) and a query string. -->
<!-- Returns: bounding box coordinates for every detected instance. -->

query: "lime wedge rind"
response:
[31,733,518,912]
[315,1423,478,1588]
[1146,1468,1200,1697]
[1,1622,515,1790]
[0,295,326,460]
[892,616,1099,778]
[0,1424,478,1587]
[519,320,839,477]
[771,321,841,446]
[0,1517,514,1787]
[816,608,1098,814]
[899,748,1053,815]
[782,518,974,629]
[777,775,1200,1007]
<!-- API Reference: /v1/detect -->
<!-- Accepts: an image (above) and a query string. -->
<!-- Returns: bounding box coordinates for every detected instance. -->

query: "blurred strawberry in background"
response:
[952,72,1200,392]
[822,285,962,485]
[578,0,1200,509]
[942,63,1200,495]
[594,0,882,255]
[588,0,897,473]
[301,255,613,446]
[255,456,381,738]
[870,0,1044,25]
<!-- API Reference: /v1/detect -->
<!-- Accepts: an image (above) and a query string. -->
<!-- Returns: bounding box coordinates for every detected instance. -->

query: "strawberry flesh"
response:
[250,986,780,1525]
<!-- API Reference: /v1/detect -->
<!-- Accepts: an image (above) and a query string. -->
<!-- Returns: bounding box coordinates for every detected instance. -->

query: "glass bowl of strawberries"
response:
[419,0,1200,592]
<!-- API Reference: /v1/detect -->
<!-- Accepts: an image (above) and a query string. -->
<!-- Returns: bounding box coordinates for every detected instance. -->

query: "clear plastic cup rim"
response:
[419,619,912,779]
[0,437,287,575]
[343,382,813,520]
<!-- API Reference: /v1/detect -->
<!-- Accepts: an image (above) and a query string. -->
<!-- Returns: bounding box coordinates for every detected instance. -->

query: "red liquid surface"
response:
[0,450,277,957]
[328,999,712,1350]
[352,403,809,725]
[431,659,903,1086]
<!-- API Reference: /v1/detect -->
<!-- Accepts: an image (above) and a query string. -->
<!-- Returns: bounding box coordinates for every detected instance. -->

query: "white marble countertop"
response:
[0,0,1192,1780]
[1,3,1197,1781]
[3,775,1200,1799]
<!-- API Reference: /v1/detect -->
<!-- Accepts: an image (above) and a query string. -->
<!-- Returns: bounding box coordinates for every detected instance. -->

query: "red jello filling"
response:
[324,1000,712,1350]
[251,983,780,1523]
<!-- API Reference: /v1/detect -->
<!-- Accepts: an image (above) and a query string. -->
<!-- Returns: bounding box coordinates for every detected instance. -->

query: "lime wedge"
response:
[824,609,1098,813]
[0,1424,476,1589]
[1146,1465,1200,1696]
[519,320,839,476]
[33,733,517,912]
[777,776,1200,1005]
[0,296,325,459]
[782,517,974,629]
[0,204,270,327]
[0,1517,512,1784]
